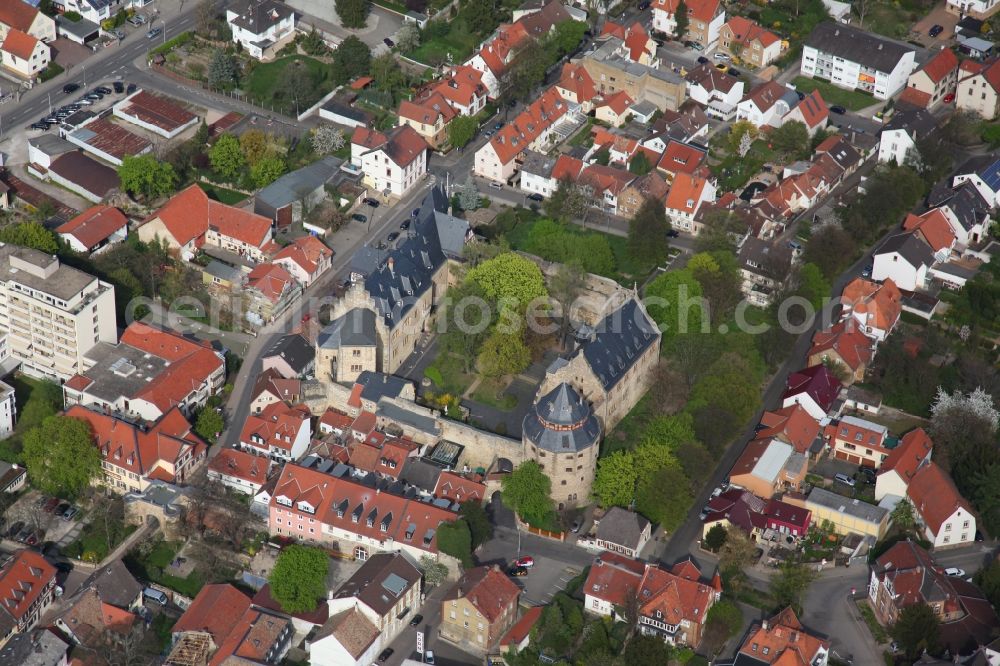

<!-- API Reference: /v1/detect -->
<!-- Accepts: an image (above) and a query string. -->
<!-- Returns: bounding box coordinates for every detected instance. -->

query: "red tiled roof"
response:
[907,461,973,534]
[434,66,487,108]
[557,63,598,103]
[500,607,543,648]
[579,164,634,195]
[743,80,793,114]
[551,154,584,181]
[598,90,634,116]
[120,321,211,361]
[795,89,828,129]
[623,22,652,62]
[173,584,252,645]
[67,405,207,482]
[842,277,902,332]
[921,48,959,84]
[783,365,842,412]
[808,320,874,372]
[434,471,486,503]
[446,566,520,623]
[476,23,529,77]
[0,2,41,33]
[64,374,94,392]
[251,368,301,405]
[636,562,716,627]
[209,607,290,666]
[902,209,956,253]
[240,401,310,453]
[665,172,710,214]
[488,86,569,164]
[319,408,353,433]
[208,448,271,485]
[724,16,780,48]
[56,205,127,251]
[764,499,811,530]
[351,127,388,151]
[584,551,646,607]
[738,607,829,664]
[652,0,720,23]
[147,184,271,249]
[967,58,1000,93]
[247,263,295,303]
[117,91,196,132]
[350,76,373,90]
[398,91,458,126]
[658,140,706,177]
[756,405,820,454]
[2,28,38,61]
[273,235,332,277]
[0,550,55,623]
[880,428,933,482]
[899,87,933,108]
[352,125,427,168]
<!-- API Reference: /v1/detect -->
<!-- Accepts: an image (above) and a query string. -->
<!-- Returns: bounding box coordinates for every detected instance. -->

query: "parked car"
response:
[666,229,680,238]
[834,473,856,487]
[143,588,168,605]
[489,181,504,190]
[146,27,162,39]
[55,502,70,515]
[114,81,125,93]
[96,86,112,95]
[383,37,394,47]
[929,24,944,37]
[75,97,92,105]
[128,15,145,26]
[113,29,126,39]
[411,208,420,217]
[409,614,423,626]
[527,193,544,202]
[728,68,741,78]
[829,105,847,114]
[363,197,380,208]
[126,83,137,94]
[5,521,23,538]
[713,52,730,61]
[44,498,60,513]
[944,92,955,103]
[62,83,79,94]
[351,213,367,223]
[387,231,400,242]
[425,651,435,665]
[508,565,529,577]
[29,122,48,131]
[484,130,494,137]
[493,122,503,131]
[715,63,729,73]
[944,567,966,577]
[399,220,411,230]
[377,648,394,663]
[62,507,78,521]
[697,56,709,64]
[515,556,534,568]
[684,40,703,51]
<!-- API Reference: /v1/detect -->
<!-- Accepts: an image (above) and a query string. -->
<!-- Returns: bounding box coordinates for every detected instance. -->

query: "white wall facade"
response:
[871,251,927,292]
[877,128,916,165]
[923,507,975,548]
[360,147,428,197]
[800,44,914,100]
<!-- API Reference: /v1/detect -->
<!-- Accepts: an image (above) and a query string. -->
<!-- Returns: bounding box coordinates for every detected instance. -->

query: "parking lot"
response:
[3,490,84,548]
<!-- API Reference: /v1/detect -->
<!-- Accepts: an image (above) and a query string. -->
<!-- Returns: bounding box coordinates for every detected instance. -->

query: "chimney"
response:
[763,619,769,631]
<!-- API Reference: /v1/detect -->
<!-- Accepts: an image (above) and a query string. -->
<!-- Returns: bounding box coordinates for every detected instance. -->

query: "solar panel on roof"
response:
[980,161,1000,192]
[382,573,409,597]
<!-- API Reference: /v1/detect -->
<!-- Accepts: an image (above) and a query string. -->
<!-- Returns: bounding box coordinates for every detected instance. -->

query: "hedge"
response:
[149,30,194,57]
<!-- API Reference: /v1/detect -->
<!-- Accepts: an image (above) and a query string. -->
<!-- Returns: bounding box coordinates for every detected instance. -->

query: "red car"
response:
[514,556,534,568]
[944,92,956,104]
[43,498,60,513]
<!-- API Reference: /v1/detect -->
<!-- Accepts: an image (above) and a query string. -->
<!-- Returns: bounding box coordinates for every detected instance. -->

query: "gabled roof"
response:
[500,606,543,649]
[742,80,797,114]
[907,461,973,534]
[434,65,487,107]
[351,124,427,168]
[595,506,649,550]
[579,163,634,195]
[557,62,598,103]
[583,551,646,607]
[315,608,379,659]
[665,172,710,214]
[444,566,520,622]
[651,0,721,23]
[398,91,458,126]
[685,62,741,94]
[756,405,820,454]
[902,209,957,253]
[246,262,295,303]
[486,86,569,165]
[0,2,42,33]
[805,22,914,74]
[56,205,127,251]
[919,47,959,84]
[737,607,830,665]
[273,235,332,277]
[730,438,794,485]
[596,90,634,115]
[172,584,253,644]
[209,608,291,666]
[808,320,874,372]
[579,298,659,390]
[208,447,271,485]
[723,16,780,48]
[884,103,937,138]
[552,153,585,180]
[0,550,55,623]
[147,184,272,249]
[899,86,933,108]
[658,140,707,177]
[793,89,829,129]
[841,277,902,332]
[240,401,311,453]
[880,427,933,483]
[874,231,936,268]
[783,365,842,412]
[960,57,1000,93]
[330,552,421,616]
[475,22,530,77]
[262,332,313,374]
[1,28,38,61]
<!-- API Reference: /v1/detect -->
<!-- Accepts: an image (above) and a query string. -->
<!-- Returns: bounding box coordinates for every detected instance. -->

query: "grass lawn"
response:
[244,56,333,112]
[568,118,596,147]
[792,76,876,111]
[471,377,518,411]
[197,182,246,205]
[424,352,475,397]
[710,139,775,193]
[406,15,483,65]
[66,522,137,562]
[863,3,919,40]
[125,541,205,598]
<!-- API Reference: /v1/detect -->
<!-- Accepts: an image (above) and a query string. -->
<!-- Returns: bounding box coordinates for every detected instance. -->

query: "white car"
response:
[489,181,504,190]
[944,567,966,577]
[713,52,731,61]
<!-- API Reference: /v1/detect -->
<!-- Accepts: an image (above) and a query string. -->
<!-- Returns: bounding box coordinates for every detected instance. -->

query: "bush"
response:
[63,10,82,21]
[150,31,194,56]
[39,62,64,82]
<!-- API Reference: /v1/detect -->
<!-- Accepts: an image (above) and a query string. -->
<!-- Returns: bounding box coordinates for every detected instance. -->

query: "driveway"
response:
[286,0,403,52]
[911,2,959,43]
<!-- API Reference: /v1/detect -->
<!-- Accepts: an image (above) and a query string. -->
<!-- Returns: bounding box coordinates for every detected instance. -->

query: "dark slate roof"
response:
[595,506,650,549]
[255,156,341,211]
[884,104,937,138]
[263,333,314,373]
[0,630,69,666]
[875,231,936,267]
[321,101,369,124]
[806,22,914,73]
[433,211,471,259]
[581,299,659,390]
[227,0,295,35]
[520,150,557,178]
[945,181,991,231]
[927,179,956,208]
[356,371,410,403]
[523,383,601,453]
[399,458,443,492]
[85,559,142,610]
[318,308,377,349]
[330,552,421,615]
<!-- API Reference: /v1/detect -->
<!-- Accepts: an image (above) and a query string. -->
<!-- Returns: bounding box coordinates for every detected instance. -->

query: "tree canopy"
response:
[335,0,368,28]
[627,197,672,268]
[467,252,548,314]
[331,36,372,85]
[0,222,57,253]
[501,461,554,527]
[891,603,941,660]
[118,154,177,200]
[23,415,100,498]
[209,134,245,182]
[268,545,329,613]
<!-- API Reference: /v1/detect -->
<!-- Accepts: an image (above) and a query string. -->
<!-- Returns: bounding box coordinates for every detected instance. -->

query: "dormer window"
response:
[276,496,292,507]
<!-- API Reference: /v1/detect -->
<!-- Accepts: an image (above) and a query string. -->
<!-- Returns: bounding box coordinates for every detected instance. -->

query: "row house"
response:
[267,463,459,561]
[664,173,716,232]
[208,447,275,495]
[824,415,890,468]
[652,0,725,48]
[440,565,520,653]
[736,236,792,307]
[718,16,782,68]
[877,103,938,165]
[139,184,276,263]
[618,171,670,218]
[555,62,600,112]
[518,152,582,199]
[599,21,657,65]
[578,164,636,214]
[474,86,571,183]
[584,551,722,648]
[351,126,429,198]
[0,550,56,648]
[272,235,333,287]
[239,400,312,462]
[781,364,842,420]
[685,63,744,120]
[702,489,812,541]
[956,58,1000,120]
[900,48,959,109]
[800,22,916,100]
[68,405,207,494]
[435,65,489,116]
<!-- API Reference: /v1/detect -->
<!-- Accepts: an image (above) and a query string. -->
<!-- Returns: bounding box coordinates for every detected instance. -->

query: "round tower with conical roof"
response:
[522,382,602,510]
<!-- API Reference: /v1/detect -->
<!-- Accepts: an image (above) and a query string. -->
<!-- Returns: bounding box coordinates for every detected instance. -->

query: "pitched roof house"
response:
[239,400,312,462]
[440,565,521,651]
[957,57,1000,120]
[718,16,782,68]
[595,506,652,558]
[755,405,821,455]
[651,0,725,48]
[903,48,959,109]
[907,461,976,548]
[807,320,875,383]
[729,438,807,499]
[208,447,274,495]
[840,277,902,342]
[781,365,842,420]
[350,125,429,197]
[272,235,332,287]
[875,428,934,502]
[56,205,128,254]
[726,607,830,665]
[0,550,56,645]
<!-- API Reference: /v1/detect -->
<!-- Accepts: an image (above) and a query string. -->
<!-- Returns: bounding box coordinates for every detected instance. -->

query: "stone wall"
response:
[438,419,526,469]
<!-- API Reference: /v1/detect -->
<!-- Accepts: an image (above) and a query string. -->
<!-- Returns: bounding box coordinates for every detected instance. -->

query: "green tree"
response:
[635,462,693,532]
[975,559,1000,609]
[703,600,743,656]
[207,49,237,89]
[549,20,587,56]
[624,634,673,663]
[440,281,494,374]
[268,545,329,613]
[118,154,177,200]
[194,408,224,443]
[891,603,941,660]
[467,252,548,313]
[629,151,652,175]
[719,528,755,594]
[459,501,493,549]
[477,331,531,377]
[592,450,636,507]
[503,40,548,105]
[464,0,498,35]
[644,269,704,342]
[769,120,810,158]
[371,52,405,95]
[627,197,671,268]
[802,225,856,279]
[419,555,449,586]
[672,0,691,39]
[890,498,916,532]
[448,116,478,149]
[795,262,831,310]
[335,0,368,28]
[727,120,758,154]
[769,561,817,615]
[704,523,728,552]
[457,178,481,211]
[436,519,473,567]
[395,23,421,52]
[0,222,57,253]
[331,36,372,85]
[209,134,245,182]
[239,129,269,167]
[23,415,100,498]
[250,155,287,189]
[501,461,554,526]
